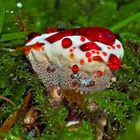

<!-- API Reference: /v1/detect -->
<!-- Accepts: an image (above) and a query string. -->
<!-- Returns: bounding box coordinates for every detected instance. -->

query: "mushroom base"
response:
[29,60,112,94]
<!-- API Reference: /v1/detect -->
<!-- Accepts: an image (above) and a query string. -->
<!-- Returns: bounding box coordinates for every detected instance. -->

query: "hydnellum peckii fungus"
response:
[18,26,124,95]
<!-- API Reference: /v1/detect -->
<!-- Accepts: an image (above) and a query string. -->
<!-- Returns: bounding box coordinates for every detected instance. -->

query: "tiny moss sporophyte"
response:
[17,27,124,94]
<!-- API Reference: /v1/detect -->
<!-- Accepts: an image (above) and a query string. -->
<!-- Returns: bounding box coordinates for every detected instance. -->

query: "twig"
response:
[0,95,17,107]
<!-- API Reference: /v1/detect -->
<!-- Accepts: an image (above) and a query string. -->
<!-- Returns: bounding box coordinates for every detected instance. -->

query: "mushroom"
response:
[22,27,124,94]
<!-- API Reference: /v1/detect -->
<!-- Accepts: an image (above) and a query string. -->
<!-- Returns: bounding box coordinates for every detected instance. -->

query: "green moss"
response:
[0,0,140,139]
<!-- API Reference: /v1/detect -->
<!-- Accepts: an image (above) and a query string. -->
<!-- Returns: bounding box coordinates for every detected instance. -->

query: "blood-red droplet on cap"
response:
[107,54,121,70]
[93,56,103,62]
[96,51,100,54]
[96,29,116,45]
[80,36,85,42]
[102,52,107,56]
[72,64,79,74]
[85,27,116,45]
[80,42,101,51]
[116,44,121,48]
[97,71,103,76]
[111,45,115,49]
[85,52,91,58]
[69,48,73,52]
[62,38,72,49]
[80,59,85,65]
[88,58,92,62]
[97,32,104,41]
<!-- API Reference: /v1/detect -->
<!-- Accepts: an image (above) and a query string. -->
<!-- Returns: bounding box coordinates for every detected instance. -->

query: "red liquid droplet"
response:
[96,51,100,54]
[62,38,72,48]
[72,64,79,74]
[80,36,85,42]
[45,30,73,43]
[97,71,103,76]
[80,59,85,65]
[111,45,115,49]
[85,27,116,45]
[45,27,116,46]
[116,44,121,48]
[107,54,121,69]
[80,42,101,51]
[93,56,103,62]
[85,52,91,58]
[88,58,92,62]
[69,48,73,52]
[102,52,107,56]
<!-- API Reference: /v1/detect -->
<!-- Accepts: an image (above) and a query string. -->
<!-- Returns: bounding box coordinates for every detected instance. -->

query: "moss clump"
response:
[0,0,140,140]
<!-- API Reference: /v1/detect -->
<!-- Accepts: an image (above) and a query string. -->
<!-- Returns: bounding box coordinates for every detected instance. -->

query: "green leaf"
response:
[0,32,27,42]
[0,3,5,34]
[110,11,140,32]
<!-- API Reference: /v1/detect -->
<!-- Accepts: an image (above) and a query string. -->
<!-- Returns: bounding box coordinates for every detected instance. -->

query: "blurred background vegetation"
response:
[0,0,140,140]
